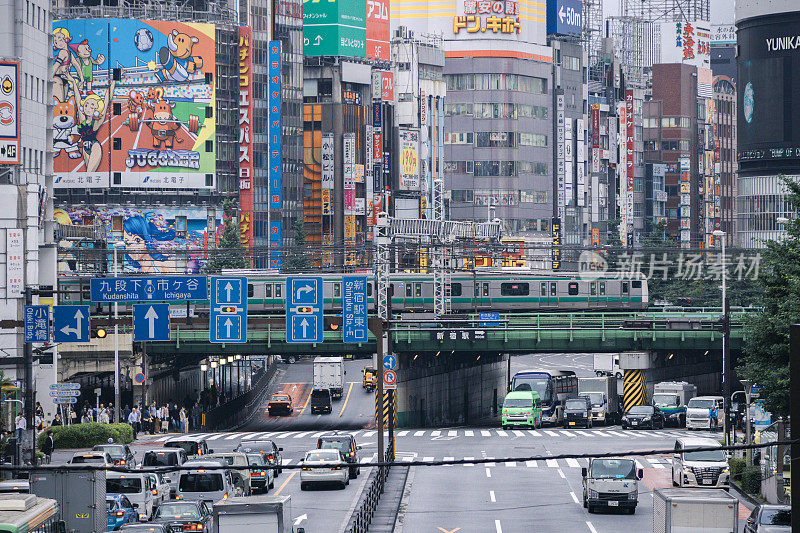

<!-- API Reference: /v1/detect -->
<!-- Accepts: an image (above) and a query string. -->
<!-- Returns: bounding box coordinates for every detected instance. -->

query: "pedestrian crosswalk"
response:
[145,428,696,444]
[391,454,673,470]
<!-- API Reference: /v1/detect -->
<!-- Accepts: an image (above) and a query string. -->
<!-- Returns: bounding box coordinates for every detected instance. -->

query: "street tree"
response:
[286,218,313,272]
[203,199,249,273]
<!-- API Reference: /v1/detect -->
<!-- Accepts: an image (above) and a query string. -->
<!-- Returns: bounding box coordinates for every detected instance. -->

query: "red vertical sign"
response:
[238,27,254,249]
[625,90,634,189]
[367,0,390,61]
[591,104,599,149]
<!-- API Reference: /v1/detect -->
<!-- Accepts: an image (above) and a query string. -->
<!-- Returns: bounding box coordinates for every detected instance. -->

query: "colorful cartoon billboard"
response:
[54,206,223,274]
[52,19,215,189]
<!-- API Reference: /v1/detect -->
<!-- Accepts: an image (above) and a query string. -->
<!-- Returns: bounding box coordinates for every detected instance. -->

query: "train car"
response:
[57,270,648,314]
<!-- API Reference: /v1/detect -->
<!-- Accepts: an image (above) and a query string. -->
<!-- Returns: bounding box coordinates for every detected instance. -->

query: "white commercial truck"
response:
[653,488,738,533]
[652,381,697,427]
[582,458,643,514]
[578,377,620,425]
[211,494,301,533]
[593,354,623,379]
[313,356,345,399]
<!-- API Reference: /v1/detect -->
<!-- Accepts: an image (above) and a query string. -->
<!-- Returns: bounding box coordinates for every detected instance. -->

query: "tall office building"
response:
[711,24,737,246]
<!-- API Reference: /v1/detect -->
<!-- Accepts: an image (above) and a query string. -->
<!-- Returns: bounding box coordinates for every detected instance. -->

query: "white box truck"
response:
[313,356,345,399]
[594,354,622,379]
[578,377,620,425]
[652,381,698,427]
[653,488,738,533]
[211,495,301,533]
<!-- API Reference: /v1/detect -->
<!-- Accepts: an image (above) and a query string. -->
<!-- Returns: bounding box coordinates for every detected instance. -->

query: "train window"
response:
[415,284,422,297]
[500,283,529,296]
[450,283,462,297]
[367,284,372,296]
[275,284,281,298]
[475,284,480,297]
[406,284,412,297]
[483,283,489,297]
[334,283,341,298]
[540,283,547,296]
[622,282,629,293]
[550,282,557,296]
[265,284,272,297]
[568,282,579,296]
[247,284,254,297]
[632,280,642,289]
[590,282,596,296]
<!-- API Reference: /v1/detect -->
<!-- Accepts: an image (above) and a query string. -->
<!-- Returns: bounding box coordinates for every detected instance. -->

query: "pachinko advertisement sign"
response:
[52,19,215,189]
[238,26,254,249]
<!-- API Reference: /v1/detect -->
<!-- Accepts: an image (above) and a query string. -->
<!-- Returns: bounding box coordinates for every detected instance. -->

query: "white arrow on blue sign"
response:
[382,355,396,371]
[53,306,90,343]
[210,277,247,343]
[286,277,323,343]
[132,304,170,342]
[50,383,80,390]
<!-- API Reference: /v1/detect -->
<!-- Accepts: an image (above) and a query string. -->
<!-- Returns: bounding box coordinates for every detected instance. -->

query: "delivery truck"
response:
[593,354,623,379]
[652,381,697,427]
[313,356,344,399]
[578,377,620,425]
[653,488,738,533]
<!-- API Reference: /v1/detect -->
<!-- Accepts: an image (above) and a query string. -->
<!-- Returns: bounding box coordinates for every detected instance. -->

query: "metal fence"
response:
[346,440,396,533]
[202,362,276,431]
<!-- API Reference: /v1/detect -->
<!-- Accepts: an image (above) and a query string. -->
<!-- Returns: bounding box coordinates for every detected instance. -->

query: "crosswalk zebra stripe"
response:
[414,431,425,437]
[504,461,516,467]
[464,457,475,466]
[282,459,292,466]
[496,430,507,437]
[397,431,409,437]
[525,460,538,467]
[363,431,377,437]
[545,459,558,468]
[481,430,491,437]
[431,431,441,437]
[566,458,581,468]
[401,456,414,462]
[272,433,291,439]
[485,457,496,467]
[422,457,434,462]
[512,430,524,437]
[559,431,576,437]
[606,431,626,437]
[448,431,458,437]
[465,430,474,437]
[292,432,312,439]
[224,433,242,440]
[360,457,372,464]
[544,430,559,437]
[444,456,455,466]
[527,430,541,437]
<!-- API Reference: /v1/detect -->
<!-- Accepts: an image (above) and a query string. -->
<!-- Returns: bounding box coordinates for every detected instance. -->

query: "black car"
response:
[564,397,593,429]
[152,501,213,533]
[621,405,665,429]
[93,443,136,467]
[310,388,332,414]
[317,433,362,479]
[745,504,791,532]
[235,439,283,476]
[119,525,170,533]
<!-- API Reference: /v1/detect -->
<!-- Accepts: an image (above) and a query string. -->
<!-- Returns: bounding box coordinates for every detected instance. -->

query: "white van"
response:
[176,460,236,507]
[142,448,188,497]
[204,452,252,496]
[671,437,730,489]
[685,396,725,430]
[106,472,155,520]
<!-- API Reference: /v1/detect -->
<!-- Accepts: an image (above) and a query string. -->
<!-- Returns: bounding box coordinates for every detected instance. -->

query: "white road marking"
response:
[273,433,292,439]
[363,431,377,437]
[431,430,441,437]
[544,430,559,437]
[489,490,496,503]
[485,468,492,478]
[566,458,581,468]
[281,459,292,465]
[576,431,592,436]
[448,430,457,437]
[586,522,598,533]
[153,436,171,442]
[484,457,496,467]
[444,456,455,467]
[401,456,414,462]
[465,430,474,437]
[559,431,576,437]
[527,430,541,436]
[414,431,425,437]
[591,431,611,437]
[495,430,507,437]
[224,433,243,440]
[464,457,475,466]
[545,459,559,468]
[292,432,312,439]
[558,469,566,479]
[495,519,502,533]
[525,460,538,467]
[570,491,580,504]
[504,461,516,467]
[422,457,434,462]
[481,430,491,437]
[397,431,409,437]
[512,430,524,437]
[635,460,645,470]
[606,431,626,437]
[359,457,372,464]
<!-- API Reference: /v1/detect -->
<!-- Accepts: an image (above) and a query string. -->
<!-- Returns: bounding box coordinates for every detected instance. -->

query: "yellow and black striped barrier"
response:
[375,390,396,429]
[623,369,646,413]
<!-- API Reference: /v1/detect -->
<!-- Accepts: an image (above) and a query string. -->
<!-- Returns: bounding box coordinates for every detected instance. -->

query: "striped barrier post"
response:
[623,369,646,413]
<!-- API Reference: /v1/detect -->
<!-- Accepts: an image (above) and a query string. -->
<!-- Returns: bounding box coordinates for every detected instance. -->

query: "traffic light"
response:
[92,327,107,339]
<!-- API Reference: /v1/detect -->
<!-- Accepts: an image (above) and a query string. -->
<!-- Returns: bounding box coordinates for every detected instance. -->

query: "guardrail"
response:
[346,440,395,533]
[202,362,276,431]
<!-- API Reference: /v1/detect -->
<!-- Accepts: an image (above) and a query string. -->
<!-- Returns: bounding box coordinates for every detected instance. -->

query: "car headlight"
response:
[628,492,638,500]
[683,467,693,474]
[721,467,729,474]
[641,417,650,421]
[622,416,629,422]
[502,409,509,415]
[523,412,531,417]
[588,489,598,499]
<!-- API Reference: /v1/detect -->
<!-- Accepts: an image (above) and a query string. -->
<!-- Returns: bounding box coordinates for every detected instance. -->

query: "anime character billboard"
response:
[52,19,215,189]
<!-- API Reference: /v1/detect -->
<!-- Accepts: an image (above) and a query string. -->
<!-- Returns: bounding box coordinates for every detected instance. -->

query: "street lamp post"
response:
[112,241,124,423]
[713,229,729,446]
[740,379,753,466]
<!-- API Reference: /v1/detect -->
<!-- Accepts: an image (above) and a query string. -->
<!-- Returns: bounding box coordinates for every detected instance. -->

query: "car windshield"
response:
[247,454,265,466]
[106,500,117,512]
[107,478,142,494]
[688,399,715,409]
[73,456,104,463]
[155,503,201,520]
[305,451,340,462]
[581,393,604,407]
[319,439,350,453]
[144,452,178,467]
[760,508,791,525]
[512,376,551,403]
[652,394,679,407]
[271,395,289,402]
[212,456,235,466]
[683,449,727,462]
[589,460,636,479]
[628,406,654,415]
[165,442,198,455]
[504,398,533,408]
[565,399,587,410]
[311,390,330,399]
[94,446,125,458]
[179,473,223,493]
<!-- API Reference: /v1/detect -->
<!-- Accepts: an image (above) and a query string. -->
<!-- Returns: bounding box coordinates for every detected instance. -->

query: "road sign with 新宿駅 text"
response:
[90,276,207,302]
[286,277,323,343]
[343,276,368,343]
[210,277,247,343]
[132,303,170,342]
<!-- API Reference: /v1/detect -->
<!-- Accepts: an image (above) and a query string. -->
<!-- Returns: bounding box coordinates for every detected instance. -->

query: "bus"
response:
[509,370,578,425]
[0,495,63,533]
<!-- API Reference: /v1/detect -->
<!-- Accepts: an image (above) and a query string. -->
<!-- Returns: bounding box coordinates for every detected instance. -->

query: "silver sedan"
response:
[299,449,350,490]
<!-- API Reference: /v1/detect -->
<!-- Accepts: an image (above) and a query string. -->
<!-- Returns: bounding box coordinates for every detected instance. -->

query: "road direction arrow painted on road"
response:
[294,514,307,526]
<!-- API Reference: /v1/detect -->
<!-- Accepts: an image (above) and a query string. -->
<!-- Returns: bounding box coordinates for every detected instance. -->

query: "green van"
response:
[501,390,543,429]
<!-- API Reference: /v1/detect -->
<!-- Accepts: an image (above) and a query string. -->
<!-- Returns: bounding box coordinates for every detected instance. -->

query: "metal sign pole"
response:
[23,287,35,465]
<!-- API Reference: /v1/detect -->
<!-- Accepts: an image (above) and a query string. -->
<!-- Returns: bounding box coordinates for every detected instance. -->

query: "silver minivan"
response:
[142,448,188,497]
[176,460,236,507]
[671,437,730,489]
[204,452,252,496]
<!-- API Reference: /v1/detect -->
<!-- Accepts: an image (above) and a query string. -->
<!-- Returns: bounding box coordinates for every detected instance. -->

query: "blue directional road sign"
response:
[343,276,368,343]
[53,305,90,343]
[382,355,397,371]
[478,312,500,327]
[90,276,207,302]
[24,305,50,343]
[286,277,323,343]
[132,303,170,341]
[210,277,247,343]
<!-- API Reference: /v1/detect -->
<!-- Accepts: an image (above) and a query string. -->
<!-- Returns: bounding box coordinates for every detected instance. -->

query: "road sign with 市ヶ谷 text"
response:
[132,303,170,341]
[343,276,368,343]
[52,305,90,343]
[210,277,247,343]
[90,276,207,302]
[286,277,323,343]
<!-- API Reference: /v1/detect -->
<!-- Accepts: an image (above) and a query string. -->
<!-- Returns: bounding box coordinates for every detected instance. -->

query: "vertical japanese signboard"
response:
[551,217,561,270]
[618,102,627,247]
[0,61,20,164]
[343,276,368,343]
[321,132,334,189]
[5,229,23,297]
[565,118,574,206]
[625,90,634,240]
[556,94,566,225]
[399,129,420,190]
[238,27,254,249]
[366,0,390,61]
[343,132,356,261]
[591,104,600,173]
[269,41,282,211]
[576,118,585,207]
[680,156,691,245]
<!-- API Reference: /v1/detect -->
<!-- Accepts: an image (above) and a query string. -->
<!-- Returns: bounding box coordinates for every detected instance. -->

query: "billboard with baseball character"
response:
[52,19,215,189]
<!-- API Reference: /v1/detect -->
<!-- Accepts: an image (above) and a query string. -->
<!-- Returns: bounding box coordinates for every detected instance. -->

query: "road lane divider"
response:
[338,382,354,417]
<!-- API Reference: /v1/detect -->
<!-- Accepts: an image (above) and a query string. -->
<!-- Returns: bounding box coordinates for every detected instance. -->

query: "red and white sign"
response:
[238,27,254,249]
[367,0,390,61]
[134,373,145,384]
[5,228,23,298]
[383,369,397,389]
[0,61,20,165]
[591,104,600,173]
[381,72,394,102]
